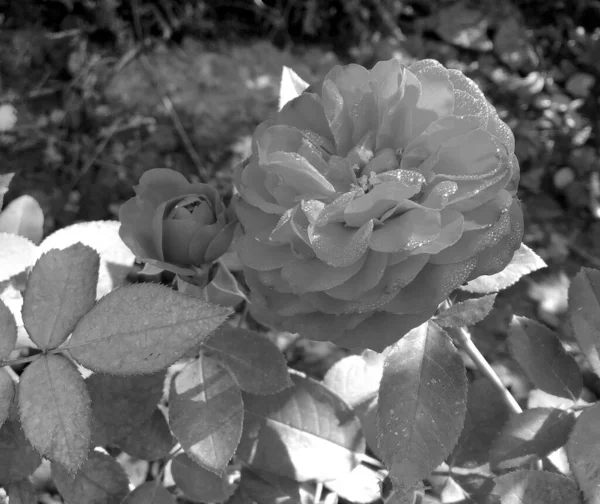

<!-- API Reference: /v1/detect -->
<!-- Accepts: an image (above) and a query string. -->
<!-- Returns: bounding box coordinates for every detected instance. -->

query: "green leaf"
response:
[22,244,99,350]
[204,262,248,308]
[237,372,364,482]
[87,372,165,447]
[279,66,310,110]
[52,451,130,504]
[509,316,582,400]
[116,408,175,461]
[0,419,41,485]
[0,298,17,359]
[567,403,600,504]
[67,283,231,374]
[491,470,580,504]
[0,173,14,210]
[169,353,243,474]
[490,408,576,471]
[325,464,382,504]
[0,367,15,429]
[377,321,467,494]
[232,468,311,504]
[171,453,235,503]
[0,232,37,282]
[18,354,91,474]
[433,294,497,328]
[203,327,292,395]
[0,194,44,244]
[121,482,176,504]
[5,478,38,504]
[569,268,600,378]
[461,244,546,294]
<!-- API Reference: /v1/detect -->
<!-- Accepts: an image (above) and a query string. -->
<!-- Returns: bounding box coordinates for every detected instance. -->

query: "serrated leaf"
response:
[377,321,467,494]
[67,283,231,374]
[203,327,292,395]
[509,316,582,400]
[0,173,14,209]
[117,408,175,461]
[491,470,580,503]
[0,298,17,359]
[237,372,364,482]
[0,367,15,428]
[18,354,91,473]
[325,464,382,503]
[461,244,546,294]
[490,408,576,471]
[0,194,44,244]
[121,482,176,504]
[0,232,37,282]
[52,451,130,504]
[279,66,310,110]
[87,372,165,447]
[169,354,243,474]
[38,220,136,299]
[569,268,600,378]
[22,244,99,350]
[5,478,38,504]
[171,453,235,503]
[0,419,42,485]
[567,403,600,504]
[434,294,497,328]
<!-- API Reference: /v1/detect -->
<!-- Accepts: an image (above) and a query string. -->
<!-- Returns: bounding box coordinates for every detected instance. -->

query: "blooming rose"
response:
[234,59,523,351]
[119,168,236,277]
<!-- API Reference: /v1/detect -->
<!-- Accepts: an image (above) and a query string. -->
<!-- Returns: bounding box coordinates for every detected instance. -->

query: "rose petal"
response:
[485,102,515,155]
[309,219,373,267]
[118,198,161,260]
[317,190,363,226]
[205,221,237,263]
[452,89,488,127]
[235,197,279,242]
[461,189,512,231]
[278,93,335,147]
[419,181,458,209]
[380,253,430,293]
[417,209,464,254]
[235,232,295,271]
[134,168,191,207]
[187,224,221,264]
[161,218,197,265]
[282,310,370,343]
[325,251,388,301]
[237,160,286,214]
[369,208,441,253]
[447,164,512,213]
[325,156,358,192]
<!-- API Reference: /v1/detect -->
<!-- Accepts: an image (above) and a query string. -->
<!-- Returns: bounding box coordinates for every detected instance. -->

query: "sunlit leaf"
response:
[5,478,37,504]
[0,419,41,485]
[232,467,314,504]
[491,470,580,503]
[434,294,497,328]
[377,321,467,494]
[0,298,17,359]
[0,368,15,429]
[117,408,175,461]
[18,354,91,474]
[0,232,37,282]
[0,194,44,244]
[67,283,231,374]
[0,173,14,210]
[121,482,176,504]
[171,453,235,503]
[325,464,382,503]
[279,66,310,110]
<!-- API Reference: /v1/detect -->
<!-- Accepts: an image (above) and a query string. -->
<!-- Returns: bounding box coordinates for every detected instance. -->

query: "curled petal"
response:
[325,251,388,301]
[316,190,363,226]
[278,93,335,147]
[381,253,430,293]
[369,208,441,253]
[186,223,222,265]
[161,218,199,265]
[447,163,512,213]
[417,209,464,254]
[235,197,279,242]
[118,197,160,261]
[462,189,512,231]
[134,168,192,206]
[309,219,373,267]
[419,181,458,209]
[205,221,237,263]
[235,231,295,271]
[236,160,286,214]
[324,156,358,192]
[485,102,515,155]
[505,154,520,195]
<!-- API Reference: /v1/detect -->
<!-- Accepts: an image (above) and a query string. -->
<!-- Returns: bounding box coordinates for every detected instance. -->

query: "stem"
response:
[0,354,42,368]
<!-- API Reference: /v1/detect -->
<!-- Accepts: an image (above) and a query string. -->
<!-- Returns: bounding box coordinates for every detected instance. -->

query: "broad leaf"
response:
[5,478,37,504]
[116,408,175,461]
[87,372,165,447]
[121,482,176,504]
[18,354,91,474]
[461,244,546,294]
[433,294,497,328]
[325,464,382,504]
[237,372,364,482]
[377,322,467,494]
[0,232,37,282]
[171,453,235,503]
[279,66,310,110]
[0,298,17,359]
[0,194,44,244]
[232,467,313,504]
[0,367,15,428]
[509,316,582,400]
[569,268,600,378]
[169,354,244,474]
[203,327,292,394]
[67,283,231,374]
[491,470,580,504]
[52,451,130,504]
[0,419,42,485]
[0,172,14,209]
[567,403,600,504]
[490,408,576,470]
[22,244,99,350]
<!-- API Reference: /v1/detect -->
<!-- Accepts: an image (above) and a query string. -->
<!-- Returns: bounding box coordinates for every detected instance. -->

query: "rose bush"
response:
[234,59,523,350]
[119,168,236,277]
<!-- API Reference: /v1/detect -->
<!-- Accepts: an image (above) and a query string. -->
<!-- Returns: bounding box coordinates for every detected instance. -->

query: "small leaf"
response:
[171,453,235,503]
[0,173,14,209]
[22,244,99,350]
[121,482,176,504]
[567,403,600,504]
[434,294,497,328]
[377,321,467,494]
[203,327,292,394]
[87,372,165,447]
[491,470,580,504]
[0,419,42,485]
[52,451,130,504]
[204,262,248,308]
[116,408,175,461]
[509,316,582,400]
[569,268,600,378]
[169,354,244,474]
[279,66,310,110]
[5,478,38,504]
[0,232,37,282]
[67,283,231,374]
[237,372,364,482]
[18,354,91,473]
[325,464,382,504]
[0,367,15,428]
[0,194,44,244]
[0,298,17,359]
[490,408,577,470]
[461,244,546,294]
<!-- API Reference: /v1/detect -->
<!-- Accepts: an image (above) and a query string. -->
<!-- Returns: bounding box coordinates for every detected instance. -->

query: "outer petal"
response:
[235,196,279,242]
[205,220,237,263]
[161,218,201,265]
[118,198,160,260]
[369,209,441,253]
[134,168,191,207]
[309,219,373,267]
[235,231,296,271]
[324,251,388,301]
[278,93,335,147]
[236,160,286,214]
